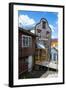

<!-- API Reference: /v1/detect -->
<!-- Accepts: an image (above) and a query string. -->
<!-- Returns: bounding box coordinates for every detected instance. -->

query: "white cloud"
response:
[18,15,36,29]
[49,24,55,32]
[30,29,35,33]
[51,35,57,39]
[49,24,58,39]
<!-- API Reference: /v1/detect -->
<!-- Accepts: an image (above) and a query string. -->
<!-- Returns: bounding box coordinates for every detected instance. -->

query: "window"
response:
[46,31,50,35]
[54,53,56,61]
[29,37,32,47]
[42,21,46,29]
[22,35,32,47]
[46,31,50,38]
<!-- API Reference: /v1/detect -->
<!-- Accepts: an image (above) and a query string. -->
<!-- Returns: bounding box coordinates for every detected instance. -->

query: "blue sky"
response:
[18,10,58,39]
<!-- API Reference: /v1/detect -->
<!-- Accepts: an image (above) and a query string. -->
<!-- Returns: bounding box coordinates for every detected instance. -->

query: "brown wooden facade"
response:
[19,28,37,75]
[35,48,49,64]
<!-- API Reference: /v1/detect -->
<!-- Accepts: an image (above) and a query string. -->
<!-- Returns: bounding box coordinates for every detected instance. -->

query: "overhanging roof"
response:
[19,27,38,37]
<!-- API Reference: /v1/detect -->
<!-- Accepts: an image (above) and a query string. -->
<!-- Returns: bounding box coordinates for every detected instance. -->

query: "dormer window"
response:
[42,21,46,29]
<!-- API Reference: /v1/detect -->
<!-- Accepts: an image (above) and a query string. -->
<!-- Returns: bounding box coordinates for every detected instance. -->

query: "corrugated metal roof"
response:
[36,43,45,49]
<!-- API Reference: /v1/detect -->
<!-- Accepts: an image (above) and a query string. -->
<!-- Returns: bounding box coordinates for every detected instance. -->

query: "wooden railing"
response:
[35,48,48,63]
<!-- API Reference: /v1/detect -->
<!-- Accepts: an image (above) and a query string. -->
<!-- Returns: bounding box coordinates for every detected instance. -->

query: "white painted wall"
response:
[28,56,33,72]
[36,19,51,38]
[51,48,58,63]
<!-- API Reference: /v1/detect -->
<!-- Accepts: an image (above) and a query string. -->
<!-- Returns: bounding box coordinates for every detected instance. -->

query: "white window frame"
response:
[22,35,32,47]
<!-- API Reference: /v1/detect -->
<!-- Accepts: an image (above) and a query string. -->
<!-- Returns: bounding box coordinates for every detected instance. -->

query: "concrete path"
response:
[40,70,58,78]
[36,61,58,70]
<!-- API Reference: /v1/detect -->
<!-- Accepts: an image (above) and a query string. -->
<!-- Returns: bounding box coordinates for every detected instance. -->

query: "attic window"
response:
[42,21,46,29]
[46,31,50,34]
[37,29,41,33]
[46,31,50,37]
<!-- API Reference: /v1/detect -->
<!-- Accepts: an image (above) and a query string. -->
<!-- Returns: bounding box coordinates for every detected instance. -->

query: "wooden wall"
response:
[19,31,36,58]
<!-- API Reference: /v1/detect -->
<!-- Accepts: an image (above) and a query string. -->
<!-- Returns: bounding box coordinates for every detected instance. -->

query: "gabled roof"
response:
[35,18,51,31]
[51,47,58,52]
[40,18,48,23]
[19,27,38,37]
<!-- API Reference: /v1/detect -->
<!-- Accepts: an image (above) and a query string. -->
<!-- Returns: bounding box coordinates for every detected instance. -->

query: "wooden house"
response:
[35,18,51,62]
[19,27,37,75]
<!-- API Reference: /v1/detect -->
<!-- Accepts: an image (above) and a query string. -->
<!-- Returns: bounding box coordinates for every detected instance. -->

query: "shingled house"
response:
[35,18,51,62]
[19,27,37,76]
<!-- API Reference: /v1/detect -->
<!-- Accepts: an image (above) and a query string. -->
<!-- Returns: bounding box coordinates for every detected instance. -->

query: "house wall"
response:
[36,21,51,39]
[28,56,33,72]
[19,32,36,58]
[19,31,36,74]
[51,39,58,48]
[19,57,28,74]
[35,19,51,61]
[35,48,48,63]
[51,48,58,63]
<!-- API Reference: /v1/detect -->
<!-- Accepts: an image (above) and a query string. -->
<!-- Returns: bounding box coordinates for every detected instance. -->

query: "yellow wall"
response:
[51,40,58,47]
